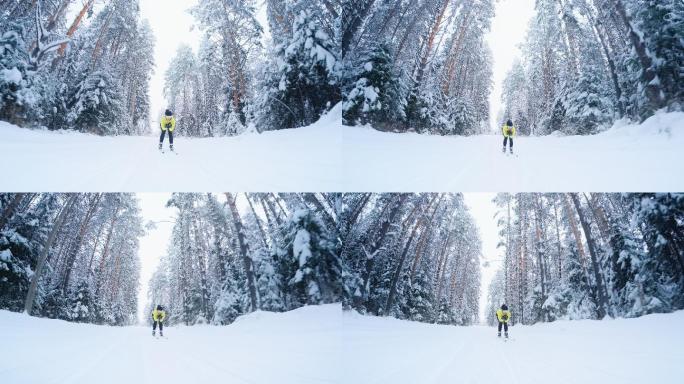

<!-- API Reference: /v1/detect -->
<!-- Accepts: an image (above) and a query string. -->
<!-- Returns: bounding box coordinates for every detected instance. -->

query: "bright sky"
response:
[139,0,201,135]
[485,0,536,133]
[462,193,500,324]
[136,193,174,323]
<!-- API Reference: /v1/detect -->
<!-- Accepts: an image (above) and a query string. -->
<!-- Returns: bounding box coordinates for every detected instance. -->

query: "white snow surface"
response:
[0,304,342,384]
[0,105,342,192]
[343,309,684,384]
[342,111,684,191]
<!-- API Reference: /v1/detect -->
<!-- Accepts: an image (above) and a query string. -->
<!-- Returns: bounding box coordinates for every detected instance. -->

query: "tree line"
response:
[162,0,340,137]
[341,193,482,325]
[0,0,154,134]
[501,0,683,136]
[486,193,684,325]
[0,193,143,325]
[342,0,494,135]
[147,193,343,325]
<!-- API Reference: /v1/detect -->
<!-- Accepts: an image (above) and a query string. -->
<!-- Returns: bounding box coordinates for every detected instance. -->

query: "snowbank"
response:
[342,309,684,384]
[0,304,342,384]
[342,112,684,191]
[0,104,342,192]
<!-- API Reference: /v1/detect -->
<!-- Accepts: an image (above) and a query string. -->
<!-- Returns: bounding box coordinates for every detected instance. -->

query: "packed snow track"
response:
[0,106,342,192]
[343,309,684,384]
[341,111,684,191]
[0,305,341,384]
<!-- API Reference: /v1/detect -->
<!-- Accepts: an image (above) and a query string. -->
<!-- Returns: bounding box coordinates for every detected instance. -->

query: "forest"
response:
[486,193,684,325]
[0,193,344,326]
[0,193,143,325]
[163,0,340,136]
[341,193,482,325]
[342,0,683,136]
[147,193,343,325]
[0,0,340,135]
[501,0,683,136]
[342,0,494,135]
[2,192,683,328]
[0,0,155,134]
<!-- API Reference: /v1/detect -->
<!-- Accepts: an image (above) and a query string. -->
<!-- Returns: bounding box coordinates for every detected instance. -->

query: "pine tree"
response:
[276,208,342,307]
[68,71,124,134]
[343,43,405,128]
[256,10,340,130]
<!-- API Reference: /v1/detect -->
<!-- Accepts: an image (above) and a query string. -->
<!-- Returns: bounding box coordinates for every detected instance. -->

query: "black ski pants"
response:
[498,321,508,333]
[503,136,513,149]
[153,321,163,331]
[160,130,173,145]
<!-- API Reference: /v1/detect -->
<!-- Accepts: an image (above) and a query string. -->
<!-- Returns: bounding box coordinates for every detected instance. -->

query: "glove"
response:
[165,123,172,129]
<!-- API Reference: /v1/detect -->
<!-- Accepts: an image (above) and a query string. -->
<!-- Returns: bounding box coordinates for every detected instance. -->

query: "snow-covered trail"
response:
[342,112,684,192]
[343,310,684,384]
[0,305,342,384]
[0,107,342,192]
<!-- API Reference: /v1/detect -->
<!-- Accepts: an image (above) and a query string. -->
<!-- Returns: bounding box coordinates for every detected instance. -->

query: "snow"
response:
[0,104,342,192]
[343,309,684,384]
[294,229,312,267]
[0,248,12,262]
[0,304,342,384]
[1,67,22,84]
[342,111,684,191]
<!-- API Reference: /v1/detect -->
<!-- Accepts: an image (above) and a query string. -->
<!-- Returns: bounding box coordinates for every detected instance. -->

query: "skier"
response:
[152,304,166,337]
[502,120,516,154]
[159,109,176,151]
[496,304,512,338]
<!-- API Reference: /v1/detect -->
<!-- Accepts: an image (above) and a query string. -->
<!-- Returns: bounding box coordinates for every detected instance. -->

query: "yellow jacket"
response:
[502,125,516,138]
[496,308,511,323]
[160,116,176,132]
[152,309,166,322]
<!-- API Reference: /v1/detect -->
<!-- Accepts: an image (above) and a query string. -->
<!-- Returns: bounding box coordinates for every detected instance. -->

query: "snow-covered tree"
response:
[0,193,143,325]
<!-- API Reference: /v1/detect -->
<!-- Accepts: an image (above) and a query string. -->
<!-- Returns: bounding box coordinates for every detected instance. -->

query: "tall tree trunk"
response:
[244,194,269,248]
[570,193,609,318]
[409,197,444,280]
[383,217,421,315]
[435,231,454,300]
[608,0,665,113]
[552,196,563,280]
[534,196,547,315]
[563,194,588,267]
[225,193,258,312]
[24,194,78,315]
[303,193,337,231]
[342,0,377,58]
[442,3,474,93]
[96,201,123,292]
[589,13,625,115]
[413,0,450,87]
[57,0,94,56]
[61,193,102,290]
[383,195,439,314]
[362,194,408,301]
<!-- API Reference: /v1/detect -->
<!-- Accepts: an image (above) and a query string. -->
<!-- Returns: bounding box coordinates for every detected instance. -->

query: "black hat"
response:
[165,109,173,116]
[501,304,508,310]
[506,120,513,127]
[157,304,163,311]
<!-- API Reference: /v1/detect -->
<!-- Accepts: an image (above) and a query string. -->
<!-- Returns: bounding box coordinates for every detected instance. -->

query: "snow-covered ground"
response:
[342,112,684,192]
[0,304,342,384]
[2,107,681,192]
[0,106,341,192]
[343,310,684,384]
